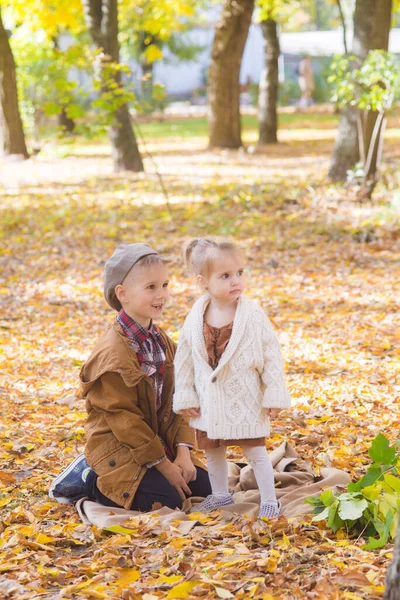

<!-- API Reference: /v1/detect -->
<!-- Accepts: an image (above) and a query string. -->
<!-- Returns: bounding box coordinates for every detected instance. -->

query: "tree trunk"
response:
[0,9,28,158]
[208,0,254,149]
[314,0,324,30]
[82,0,143,172]
[328,0,392,181]
[140,32,157,105]
[329,107,360,180]
[53,37,76,134]
[363,0,392,179]
[384,515,400,599]
[58,108,76,133]
[336,0,349,54]
[258,19,279,145]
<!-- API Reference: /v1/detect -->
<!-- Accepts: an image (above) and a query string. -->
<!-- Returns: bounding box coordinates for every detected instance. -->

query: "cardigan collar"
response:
[191,294,249,374]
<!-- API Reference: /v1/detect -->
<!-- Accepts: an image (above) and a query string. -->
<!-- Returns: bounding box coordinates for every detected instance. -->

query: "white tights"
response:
[205,445,277,505]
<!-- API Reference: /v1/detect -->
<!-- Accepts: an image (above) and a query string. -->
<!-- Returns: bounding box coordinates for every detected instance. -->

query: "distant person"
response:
[297,56,314,108]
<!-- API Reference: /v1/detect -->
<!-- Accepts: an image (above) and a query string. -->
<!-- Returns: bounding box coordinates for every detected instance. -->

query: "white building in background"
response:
[61,24,400,101]
[152,26,400,97]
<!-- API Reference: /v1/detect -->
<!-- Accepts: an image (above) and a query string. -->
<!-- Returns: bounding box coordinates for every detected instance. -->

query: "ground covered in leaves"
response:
[0,110,399,599]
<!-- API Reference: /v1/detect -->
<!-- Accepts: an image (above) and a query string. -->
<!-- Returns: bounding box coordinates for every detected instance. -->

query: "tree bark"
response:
[82,0,144,172]
[328,0,392,181]
[384,515,400,599]
[208,0,254,149]
[0,9,28,158]
[258,19,279,145]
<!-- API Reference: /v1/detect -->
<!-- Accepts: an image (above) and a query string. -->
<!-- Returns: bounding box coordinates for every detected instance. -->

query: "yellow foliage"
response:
[8,0,84,36]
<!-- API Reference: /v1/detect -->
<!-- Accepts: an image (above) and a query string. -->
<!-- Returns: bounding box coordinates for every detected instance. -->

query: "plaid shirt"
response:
[117,309,166,411]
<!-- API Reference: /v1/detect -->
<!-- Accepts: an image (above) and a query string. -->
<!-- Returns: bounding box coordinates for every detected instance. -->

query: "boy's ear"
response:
[115,284,126,305]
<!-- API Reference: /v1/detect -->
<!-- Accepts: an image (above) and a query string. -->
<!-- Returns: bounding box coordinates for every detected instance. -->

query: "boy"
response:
[49,243,210,511]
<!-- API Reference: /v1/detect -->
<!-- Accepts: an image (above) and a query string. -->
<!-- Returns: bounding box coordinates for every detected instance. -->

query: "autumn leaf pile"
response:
[0,113,399,599]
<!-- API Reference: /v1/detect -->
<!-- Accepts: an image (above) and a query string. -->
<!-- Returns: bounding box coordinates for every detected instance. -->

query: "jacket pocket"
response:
[88,437,136,477]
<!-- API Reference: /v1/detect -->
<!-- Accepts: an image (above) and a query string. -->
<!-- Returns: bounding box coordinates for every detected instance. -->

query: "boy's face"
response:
[115,263,169,327]
[199,251,246,305]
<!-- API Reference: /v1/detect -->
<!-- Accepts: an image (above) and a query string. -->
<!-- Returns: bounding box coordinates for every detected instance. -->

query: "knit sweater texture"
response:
[173,295,291,440]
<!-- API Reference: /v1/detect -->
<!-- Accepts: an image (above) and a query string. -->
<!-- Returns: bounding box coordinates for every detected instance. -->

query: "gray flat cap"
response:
[104,243,158,311]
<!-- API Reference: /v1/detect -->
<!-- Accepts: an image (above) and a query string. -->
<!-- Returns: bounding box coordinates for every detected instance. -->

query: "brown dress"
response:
[196,320,265,450]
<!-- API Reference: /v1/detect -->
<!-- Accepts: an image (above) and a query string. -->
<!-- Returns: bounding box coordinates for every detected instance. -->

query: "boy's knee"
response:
[164,490,183,510]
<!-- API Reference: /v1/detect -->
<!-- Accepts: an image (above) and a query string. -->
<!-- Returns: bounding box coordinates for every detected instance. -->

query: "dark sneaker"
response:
[49,454,92,504]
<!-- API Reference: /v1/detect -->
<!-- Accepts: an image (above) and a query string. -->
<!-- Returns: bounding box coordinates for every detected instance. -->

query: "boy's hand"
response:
[266,408,282,419]
[178,408,201,418]
[174,447,197,483]
[155,459,192,500]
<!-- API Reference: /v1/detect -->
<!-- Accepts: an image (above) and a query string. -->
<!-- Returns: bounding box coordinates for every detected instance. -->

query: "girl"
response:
[173,238,291,518]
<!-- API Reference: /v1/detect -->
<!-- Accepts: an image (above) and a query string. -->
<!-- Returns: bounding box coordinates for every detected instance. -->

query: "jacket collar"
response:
[80,320,174,397]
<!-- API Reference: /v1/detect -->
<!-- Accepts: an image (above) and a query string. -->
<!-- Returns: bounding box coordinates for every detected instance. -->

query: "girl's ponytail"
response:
[183,237,241,277]
[183,238,201,270]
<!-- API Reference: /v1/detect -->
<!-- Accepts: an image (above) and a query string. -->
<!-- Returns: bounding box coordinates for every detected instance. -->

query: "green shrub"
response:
[306,434,400,550]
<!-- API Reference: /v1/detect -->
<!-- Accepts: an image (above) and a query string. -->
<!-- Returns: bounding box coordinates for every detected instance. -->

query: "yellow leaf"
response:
[115,568,141,587]
[19,525,34,536]
[187,512,214,523]
[103,525,137,535]
[37,567,60,576]
[143,45,163,64]
[158,575,183,584]
[170,537,191,549]
[278,533,290,549]
[384,474,400,492]
[166,581,198,598]
[215,559,246,569]
[247,584,259,598]
[266,557,278,573]
[78,585,108,599]
[35,533,55,545]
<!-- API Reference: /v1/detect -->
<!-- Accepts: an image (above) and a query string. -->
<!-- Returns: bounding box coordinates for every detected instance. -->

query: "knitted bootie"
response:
[193,493,233,513]
[258,501,282,519]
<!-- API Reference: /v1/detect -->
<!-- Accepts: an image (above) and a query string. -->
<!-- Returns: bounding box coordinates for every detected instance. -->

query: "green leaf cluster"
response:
[306,434,400,549]
[329,50,399,113]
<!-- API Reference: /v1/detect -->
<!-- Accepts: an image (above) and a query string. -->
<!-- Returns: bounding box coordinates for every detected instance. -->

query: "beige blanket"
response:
[76,442,350,531]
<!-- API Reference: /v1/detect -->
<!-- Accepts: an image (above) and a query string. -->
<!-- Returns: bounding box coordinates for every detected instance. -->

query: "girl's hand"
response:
[266,408,282,419]
[174,447,197,483]
[179,408,201,418]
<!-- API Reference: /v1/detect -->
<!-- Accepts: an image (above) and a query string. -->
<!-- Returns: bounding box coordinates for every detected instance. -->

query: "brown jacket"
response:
[80,321,203,509]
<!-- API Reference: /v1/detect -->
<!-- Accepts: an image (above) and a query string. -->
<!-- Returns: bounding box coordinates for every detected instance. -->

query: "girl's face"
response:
[199,251,246,304]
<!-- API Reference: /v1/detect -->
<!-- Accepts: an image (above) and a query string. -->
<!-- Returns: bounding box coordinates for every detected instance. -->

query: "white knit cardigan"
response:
[173,295,291,440]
